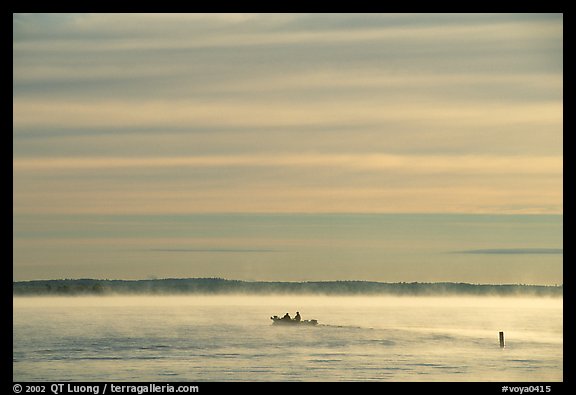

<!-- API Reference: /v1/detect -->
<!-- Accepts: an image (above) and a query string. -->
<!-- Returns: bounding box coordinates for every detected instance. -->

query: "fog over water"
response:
[13,295,562,381]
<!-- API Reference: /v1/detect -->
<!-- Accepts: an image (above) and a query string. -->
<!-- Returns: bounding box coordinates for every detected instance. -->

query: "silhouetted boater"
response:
[294,312,301,322]
[282,313,291,321]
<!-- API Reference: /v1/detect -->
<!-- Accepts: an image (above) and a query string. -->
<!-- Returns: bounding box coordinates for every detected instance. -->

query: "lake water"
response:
[13,295,562,382]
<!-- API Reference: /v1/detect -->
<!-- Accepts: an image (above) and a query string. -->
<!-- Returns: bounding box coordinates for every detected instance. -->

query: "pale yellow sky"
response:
[13,13,562,215]
[13,13,563,282]
[13,153,562,214]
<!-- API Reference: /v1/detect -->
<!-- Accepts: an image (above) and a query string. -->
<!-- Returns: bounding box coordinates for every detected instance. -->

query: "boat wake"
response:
[317,324,372,330]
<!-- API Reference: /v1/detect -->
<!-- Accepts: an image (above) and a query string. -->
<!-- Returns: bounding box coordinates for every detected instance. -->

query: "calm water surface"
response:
[13,295,562,381]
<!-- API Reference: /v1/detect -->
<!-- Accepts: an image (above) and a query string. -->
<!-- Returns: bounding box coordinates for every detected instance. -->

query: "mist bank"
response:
[13,278,562,297]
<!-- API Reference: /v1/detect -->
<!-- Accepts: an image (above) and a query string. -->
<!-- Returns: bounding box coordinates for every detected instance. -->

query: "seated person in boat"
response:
[282,313,291,321]
[294,311,301,322]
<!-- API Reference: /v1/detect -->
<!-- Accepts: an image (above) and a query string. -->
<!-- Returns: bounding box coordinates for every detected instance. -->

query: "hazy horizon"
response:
[13,213,563,284]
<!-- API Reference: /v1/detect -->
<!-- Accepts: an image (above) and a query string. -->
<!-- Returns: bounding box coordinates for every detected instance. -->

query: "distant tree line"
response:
[12,278,563,297]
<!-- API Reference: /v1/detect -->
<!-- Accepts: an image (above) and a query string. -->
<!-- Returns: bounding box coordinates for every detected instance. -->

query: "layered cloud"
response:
[13,13,563,215]
[455,248,562,254]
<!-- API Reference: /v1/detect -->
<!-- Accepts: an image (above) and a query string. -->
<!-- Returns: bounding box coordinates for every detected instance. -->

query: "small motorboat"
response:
[270,315,318,326]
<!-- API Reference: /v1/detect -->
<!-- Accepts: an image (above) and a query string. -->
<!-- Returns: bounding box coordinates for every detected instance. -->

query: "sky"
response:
[13,13,563,283]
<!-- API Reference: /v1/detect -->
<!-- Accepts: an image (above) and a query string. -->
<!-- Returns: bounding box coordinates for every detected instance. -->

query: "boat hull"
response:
[270,316,318,326]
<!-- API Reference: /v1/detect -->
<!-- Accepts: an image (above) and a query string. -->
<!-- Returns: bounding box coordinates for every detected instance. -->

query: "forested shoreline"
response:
[13,278,563,297]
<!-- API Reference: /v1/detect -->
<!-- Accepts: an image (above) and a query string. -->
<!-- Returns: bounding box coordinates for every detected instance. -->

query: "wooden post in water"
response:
[499,331,505,348]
